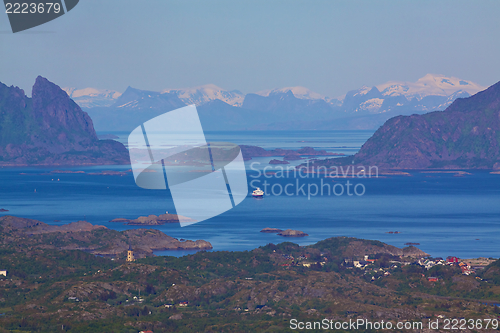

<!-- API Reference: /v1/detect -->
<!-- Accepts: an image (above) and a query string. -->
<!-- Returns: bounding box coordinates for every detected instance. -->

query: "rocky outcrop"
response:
[277,229,308,237]
[402,246,430,258]
[269,159,289,165]
[87,170,128,176]
[260,228,283,233]
[109,214,196,225]
[0,76,129,166]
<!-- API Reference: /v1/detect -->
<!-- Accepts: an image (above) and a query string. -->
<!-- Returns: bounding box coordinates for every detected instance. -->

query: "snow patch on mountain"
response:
[162,84,244,106]
[357,98,384,113]
[435,90,471,110]
[63,87,121,108]
[116,100,139,108]
[352,86,372,97]
[256,86,326,100]
[377,74,486,100]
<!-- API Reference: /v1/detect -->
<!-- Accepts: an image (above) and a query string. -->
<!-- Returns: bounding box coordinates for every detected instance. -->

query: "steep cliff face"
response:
[324,80,500,169]
[31,76,98,149]
[0,76,129,165]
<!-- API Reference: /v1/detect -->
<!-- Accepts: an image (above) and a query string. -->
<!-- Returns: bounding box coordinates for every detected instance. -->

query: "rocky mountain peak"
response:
[333,79,500,169]
[32,76,97,142]
[0,76,129,165]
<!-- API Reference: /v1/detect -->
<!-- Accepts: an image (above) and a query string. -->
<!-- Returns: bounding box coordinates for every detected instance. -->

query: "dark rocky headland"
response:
[0,76,129,166]
[306,80,500,170]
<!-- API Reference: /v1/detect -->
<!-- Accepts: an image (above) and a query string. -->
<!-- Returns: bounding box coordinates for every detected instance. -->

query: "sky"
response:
[1,0,500,98]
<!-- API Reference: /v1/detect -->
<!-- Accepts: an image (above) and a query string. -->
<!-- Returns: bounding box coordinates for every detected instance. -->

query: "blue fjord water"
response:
[1,130,499,259]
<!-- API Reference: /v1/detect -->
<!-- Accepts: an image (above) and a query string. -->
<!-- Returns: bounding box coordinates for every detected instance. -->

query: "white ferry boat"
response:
[252,187,264,197]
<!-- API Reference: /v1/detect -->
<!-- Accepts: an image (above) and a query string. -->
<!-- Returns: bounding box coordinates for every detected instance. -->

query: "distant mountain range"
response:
[0,77,129,166]
[66,74,487,132]
[63,87,122,108]
[163,84,245,107]
[309,79,500,169]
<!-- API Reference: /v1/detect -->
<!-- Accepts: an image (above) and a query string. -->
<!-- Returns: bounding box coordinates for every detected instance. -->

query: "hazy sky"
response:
[1,0,500,97]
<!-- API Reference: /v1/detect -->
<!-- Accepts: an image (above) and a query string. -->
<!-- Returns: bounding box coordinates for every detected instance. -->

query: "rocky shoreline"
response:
[278,229,309,237]
[0,215,211,259]
[260,227,283,233]
[260,228,309,237]
[109,213,196,225]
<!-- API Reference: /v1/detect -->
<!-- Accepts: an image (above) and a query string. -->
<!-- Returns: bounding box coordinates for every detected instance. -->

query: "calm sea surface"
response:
[1,130,499,259]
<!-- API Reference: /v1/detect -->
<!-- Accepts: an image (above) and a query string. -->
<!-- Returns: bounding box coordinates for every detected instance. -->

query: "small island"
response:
[0,208,8,212]
[110,213,197,225]
[269,159,289,165]
[49,170,86,174]
[87,170,128,176]
[260,228,308,237]
[277,229,309,237]
[260,227,283,233]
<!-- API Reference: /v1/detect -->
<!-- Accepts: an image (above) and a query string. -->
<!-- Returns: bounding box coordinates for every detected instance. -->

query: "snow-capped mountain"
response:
[376,74,486,100]
[357,98,384,113]
[350,85,372,98]
[256,86,325,100]
[75,74,489,131]
[63,87,121,108]
[339,74,486,115]
[162,84,245,107]
[256,86,342,106]
[435,90,472,110]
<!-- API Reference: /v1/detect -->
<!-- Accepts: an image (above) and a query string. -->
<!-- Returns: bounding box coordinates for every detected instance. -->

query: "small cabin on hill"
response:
[447,256,459,263]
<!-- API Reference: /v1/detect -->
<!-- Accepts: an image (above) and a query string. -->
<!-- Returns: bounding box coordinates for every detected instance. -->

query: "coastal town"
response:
[271,244,494,282]
[0,215,499,332]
